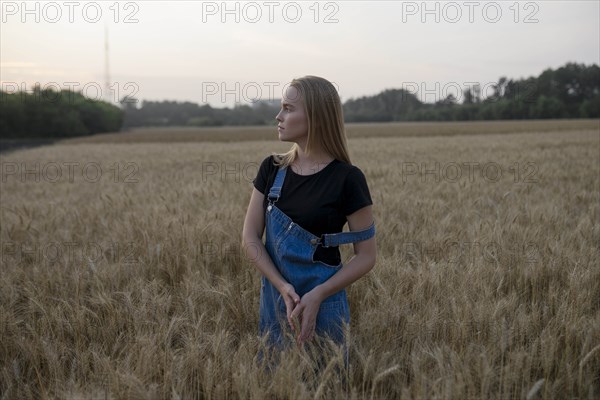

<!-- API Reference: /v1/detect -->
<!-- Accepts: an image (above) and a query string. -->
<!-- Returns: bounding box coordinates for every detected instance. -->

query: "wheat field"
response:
[1,120,599,399]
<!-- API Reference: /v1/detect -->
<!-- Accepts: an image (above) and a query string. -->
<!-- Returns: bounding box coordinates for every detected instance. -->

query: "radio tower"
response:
[104,20,111,103]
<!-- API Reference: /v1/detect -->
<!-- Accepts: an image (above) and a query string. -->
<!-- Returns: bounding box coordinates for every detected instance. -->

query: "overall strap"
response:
[267,166,287,204]
[319,221,376,248]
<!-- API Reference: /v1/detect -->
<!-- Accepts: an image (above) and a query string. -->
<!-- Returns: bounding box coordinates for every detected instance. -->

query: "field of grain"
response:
[56,119,599,144]
[1,120,599,399]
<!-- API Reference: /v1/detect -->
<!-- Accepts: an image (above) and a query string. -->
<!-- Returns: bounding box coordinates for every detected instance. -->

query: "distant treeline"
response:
[0,86,123,139]
[122,62,600,127]
[120,100,277,128]
[344,62,599,122]
[1,62,598,139]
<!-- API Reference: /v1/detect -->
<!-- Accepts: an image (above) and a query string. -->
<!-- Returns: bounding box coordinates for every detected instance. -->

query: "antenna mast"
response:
[104,20,111,103]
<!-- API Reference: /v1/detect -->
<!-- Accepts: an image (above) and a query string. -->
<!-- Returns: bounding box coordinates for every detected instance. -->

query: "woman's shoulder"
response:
[258,154,283,176]
[333,160,367,179]
[260,154,284,164]
[259,154,276,167]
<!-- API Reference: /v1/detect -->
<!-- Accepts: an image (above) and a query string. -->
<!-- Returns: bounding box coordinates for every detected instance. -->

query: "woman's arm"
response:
[241,188,301,327]
[314,204,377,298]
[290,205,377,343]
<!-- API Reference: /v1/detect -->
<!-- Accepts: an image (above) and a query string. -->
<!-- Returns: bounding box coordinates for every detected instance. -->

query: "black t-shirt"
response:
[252,155,373,266]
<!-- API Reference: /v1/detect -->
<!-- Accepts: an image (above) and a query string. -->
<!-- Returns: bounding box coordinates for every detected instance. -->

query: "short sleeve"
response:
[252,155,273,194]
[342,167,373,216]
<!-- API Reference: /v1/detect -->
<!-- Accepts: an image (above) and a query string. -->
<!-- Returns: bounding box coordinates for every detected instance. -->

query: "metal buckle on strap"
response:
[267,196,279,211]
[311,235,329,247]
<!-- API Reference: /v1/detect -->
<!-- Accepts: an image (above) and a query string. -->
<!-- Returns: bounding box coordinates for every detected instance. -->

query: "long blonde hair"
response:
[273,76,351,166]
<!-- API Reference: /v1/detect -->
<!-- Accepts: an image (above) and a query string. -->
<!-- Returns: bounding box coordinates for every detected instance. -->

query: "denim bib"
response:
[258,165,375,348]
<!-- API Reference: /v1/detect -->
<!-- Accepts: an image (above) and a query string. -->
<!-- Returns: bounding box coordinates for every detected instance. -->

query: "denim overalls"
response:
[259,165,375,348]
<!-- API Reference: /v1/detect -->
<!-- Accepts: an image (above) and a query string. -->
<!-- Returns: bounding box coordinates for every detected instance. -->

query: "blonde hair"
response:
[273,76,351,166]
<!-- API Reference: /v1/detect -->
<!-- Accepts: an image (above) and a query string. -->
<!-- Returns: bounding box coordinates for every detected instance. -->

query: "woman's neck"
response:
[295,146,333,165]
[292,146,334,175]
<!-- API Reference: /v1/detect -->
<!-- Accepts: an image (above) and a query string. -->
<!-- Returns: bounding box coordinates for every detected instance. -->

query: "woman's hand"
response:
[290,287,324,344]
[278,282,301,333]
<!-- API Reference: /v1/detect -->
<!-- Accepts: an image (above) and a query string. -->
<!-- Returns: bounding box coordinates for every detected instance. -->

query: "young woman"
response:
[241,76,377,350]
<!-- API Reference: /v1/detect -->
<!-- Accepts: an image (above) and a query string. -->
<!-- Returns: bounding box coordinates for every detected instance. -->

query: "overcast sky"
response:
[2,1,599,108]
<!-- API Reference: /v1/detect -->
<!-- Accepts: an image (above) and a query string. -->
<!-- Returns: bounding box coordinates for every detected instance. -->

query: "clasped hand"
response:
[279,283,323,345]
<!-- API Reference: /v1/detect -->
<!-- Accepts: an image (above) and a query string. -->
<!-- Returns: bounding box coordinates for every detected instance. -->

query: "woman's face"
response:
[275,86,308,144]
